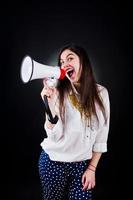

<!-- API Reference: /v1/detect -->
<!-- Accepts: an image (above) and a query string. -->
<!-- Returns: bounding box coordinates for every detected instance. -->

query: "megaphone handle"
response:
[43,95,59,124]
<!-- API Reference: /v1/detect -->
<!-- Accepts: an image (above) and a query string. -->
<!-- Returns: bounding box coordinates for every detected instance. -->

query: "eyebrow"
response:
[66,53,74,58]
[60,53,74,62]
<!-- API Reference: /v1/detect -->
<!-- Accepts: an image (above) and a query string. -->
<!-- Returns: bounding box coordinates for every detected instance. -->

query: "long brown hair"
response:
[57,43,106,126]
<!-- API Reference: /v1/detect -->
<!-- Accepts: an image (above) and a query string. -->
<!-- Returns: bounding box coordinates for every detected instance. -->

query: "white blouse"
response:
[40,84,110,162]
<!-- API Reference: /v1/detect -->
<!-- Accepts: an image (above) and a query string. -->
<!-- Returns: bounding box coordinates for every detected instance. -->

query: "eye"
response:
[67,57,73,62]
[60,60,64,66]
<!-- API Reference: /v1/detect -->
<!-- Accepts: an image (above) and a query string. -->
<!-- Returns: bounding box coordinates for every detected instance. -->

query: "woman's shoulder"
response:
[96,83,109,98]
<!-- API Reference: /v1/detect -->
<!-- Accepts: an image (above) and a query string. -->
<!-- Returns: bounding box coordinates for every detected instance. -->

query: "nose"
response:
[61,65,67,69]
[61,61,67,69]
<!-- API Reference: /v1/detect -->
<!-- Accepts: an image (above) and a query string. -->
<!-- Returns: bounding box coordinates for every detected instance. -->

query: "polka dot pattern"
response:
[38,150,93,200]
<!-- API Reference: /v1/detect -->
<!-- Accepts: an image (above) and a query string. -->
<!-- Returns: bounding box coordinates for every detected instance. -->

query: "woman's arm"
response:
[82,152,102,191]
[88,151,102,169]
[82,87,110,191]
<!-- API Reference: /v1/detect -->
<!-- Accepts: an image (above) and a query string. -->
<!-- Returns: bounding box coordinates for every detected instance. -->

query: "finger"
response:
[43,86,54,94]
[41,88,48,97]
[44,78,56,89]
[82,174,85,185]
[87,182,92,190]
[82,181,89,191]
[91,182,95,188]
[43,78,47,86]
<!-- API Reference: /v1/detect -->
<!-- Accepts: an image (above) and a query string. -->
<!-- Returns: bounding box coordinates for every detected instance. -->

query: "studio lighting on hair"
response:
[20,55,66,83]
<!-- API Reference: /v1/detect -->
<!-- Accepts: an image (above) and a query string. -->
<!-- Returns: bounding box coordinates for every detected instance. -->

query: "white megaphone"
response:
[20,55,65,124]
[20,55,66,84]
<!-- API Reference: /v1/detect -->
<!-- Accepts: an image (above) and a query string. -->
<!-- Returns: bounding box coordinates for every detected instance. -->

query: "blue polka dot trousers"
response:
[38,150,93,200]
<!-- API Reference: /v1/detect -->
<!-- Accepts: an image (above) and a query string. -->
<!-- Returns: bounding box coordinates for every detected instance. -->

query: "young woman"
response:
[38,44,110,200]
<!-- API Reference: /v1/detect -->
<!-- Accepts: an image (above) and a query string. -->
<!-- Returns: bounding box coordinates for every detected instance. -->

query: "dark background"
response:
[1,1,131,200]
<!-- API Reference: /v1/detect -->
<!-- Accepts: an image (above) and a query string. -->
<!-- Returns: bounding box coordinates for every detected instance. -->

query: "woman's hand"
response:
[41,79,57,104]
[41,79,59,120]
[82,168,96,191]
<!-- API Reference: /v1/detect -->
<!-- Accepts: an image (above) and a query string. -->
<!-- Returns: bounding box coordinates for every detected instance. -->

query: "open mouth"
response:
[66,66,75,78]
[67,69,74,77]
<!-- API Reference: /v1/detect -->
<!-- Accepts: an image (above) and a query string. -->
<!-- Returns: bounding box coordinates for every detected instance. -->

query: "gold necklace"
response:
[68,93,82,113]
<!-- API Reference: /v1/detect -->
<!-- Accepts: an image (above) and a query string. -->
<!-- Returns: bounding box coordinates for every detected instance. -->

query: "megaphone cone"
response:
[20,55,66,83]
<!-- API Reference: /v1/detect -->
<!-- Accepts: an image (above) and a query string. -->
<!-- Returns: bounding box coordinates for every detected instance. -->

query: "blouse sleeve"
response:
[44,116,64,142]
[92,86,110,153]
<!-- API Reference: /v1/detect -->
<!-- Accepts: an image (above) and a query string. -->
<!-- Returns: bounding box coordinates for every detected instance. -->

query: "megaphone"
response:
[20,55,64,124]
[20,55,66,83]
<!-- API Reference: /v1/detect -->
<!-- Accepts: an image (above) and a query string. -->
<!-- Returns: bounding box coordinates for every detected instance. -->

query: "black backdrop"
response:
[1,1,131,200]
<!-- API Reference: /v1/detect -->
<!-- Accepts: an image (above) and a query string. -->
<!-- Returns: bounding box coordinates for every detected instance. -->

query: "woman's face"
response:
[60,49,82,84]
